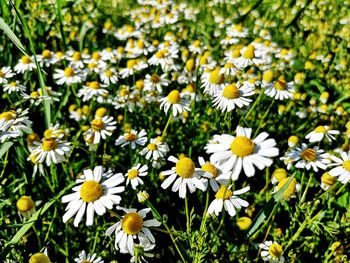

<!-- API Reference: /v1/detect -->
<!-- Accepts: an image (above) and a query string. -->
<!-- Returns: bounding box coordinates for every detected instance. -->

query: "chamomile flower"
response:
[84,116,117,144]
[131,237,156,263]
[161,156,206,198]
[125,163,148,189]
[105,207,161,254]
[74,250,103,263]
[29,135,71,166]
[14,55,36,73]
[259,241,285,262]
[3,81,26,94]
[0,66,15,84]
[21,91,51,106]
[273,177,300,200]
[16,195,36,219]
[53,67,84,85]
[37,49,57,67]
[144,73,169,92]
[197,156,228,191]
[201,68,225,95]
[115,129,147,149]
[281,143,330,172]
[207,185,250,217]
[188,40,203,54]
[305,125,339,143]
[62,166,125,227]
[328,151,350,184]
[226,24,249,38]
[234,44,264,69]
[66,51,86,69]
[0,108,32,142]
[264,76,295,100]
[205,126,279,180]
[219,62,238,77]
[100,68,118,85]
[212,83,254,112]
[139,137,169,161]
[320,172,337,190]
[120,59,148,78]
[159,90,191,117]
[77,81,109,103]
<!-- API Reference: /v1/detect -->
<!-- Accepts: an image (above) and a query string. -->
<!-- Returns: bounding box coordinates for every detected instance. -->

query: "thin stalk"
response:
[161,114,172,140]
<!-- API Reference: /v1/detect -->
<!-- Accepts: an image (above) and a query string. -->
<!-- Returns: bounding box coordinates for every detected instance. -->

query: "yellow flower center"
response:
[300,148,317,162]
[91,119,105,131]
[89,81,100,89]
[236,217,252,230]
[151,74,160,83]
[0,110,16,121]
[342,160,350,171]
[88,63,97,69]
[222,84,240,99]
[242,45,255,59]
[128,169,139,179]
[30,91,40,98]
[209,68,225,84]
[29,253,50,263]
[0,70,4,78]
[16,196,35,212]
[230,136,255,157]
[277,177,297,199]
[42,50,52,59]
[167,90,181,104]
[41,138,58,151]
[233,24,243,32]
[64,67,75,77]
[72,51,81,61]
[122,212,144,235]
[125,132,137,141]
[201,162,218,178]
[95,107,107,118]
[215,185,233,200]
[81,260,90,263]
[193,40,201,47]
[80,180,104,202]
[147,143,157,151]
[27,133,40,145]
[119,88,130,97]
[175,157,195,178]
[321,172,337,185]
[269,243,283,258]
[263,70,274,83]
[105,69,113,77]
[185,59,195,72]
[274,78,287,90]
[127,59,137,69]
[314,126,327,133]
[9,82,17,87]
[21,56,31,64]
[155,50,166,59]
[92,51,101,61]
[224,62,235,69]
[272,168,287,182]
[232,49,241,58]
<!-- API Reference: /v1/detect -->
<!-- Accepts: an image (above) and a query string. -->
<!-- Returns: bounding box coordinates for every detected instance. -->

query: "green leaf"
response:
[0,142,13,159]
[0,17,28,56]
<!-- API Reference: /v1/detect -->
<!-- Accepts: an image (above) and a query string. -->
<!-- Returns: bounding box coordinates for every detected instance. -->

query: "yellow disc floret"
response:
[342,160,350,171]
[215,185,233,200]
[230,136,255,157]
[91,119,105,131]
[300,148,317,162]
[269,243,283,258]
[64,67,75,77]
[201,162,218,178]
[80,180,104,202]
[209,68,224,84]
[167,90,180,104]
[147,143,157,151]
[222,84,240,99]
[41,138,58,151]
[21,55,32,64]
[16,196,35,213]
[122,212,144,235]
[128,169,139,179]
[29,253,50,263]
[175,157,195,178]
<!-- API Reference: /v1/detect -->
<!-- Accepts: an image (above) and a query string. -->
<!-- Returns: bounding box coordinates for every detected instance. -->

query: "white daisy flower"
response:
[264,76,294,100]
[84,116,117,145]
[281,143,330,172]
[0,66,15,84]
[105,207,161,255]
[329,151,350,184]
[3,81,26,94]
[62,166,125,227]
[234,45,265,69]
[148,49,178,72]
[37,49,58,67]
[53,67,84,85]
[320,172,337,190]
[305,125,340,143]
[259,241,285,262]
[197,156,228,191]
[29,135,71,166]
[100,68,118,85]
[77,81,109,103]
[212,83,254,112]
[115,129,147,149]
[159,90,191,117]
[161,156,206,199]
[14,55,36,73]
[188,40,203,54]
[74,250,103,263]
[130,237,155,263]
[205,126,279,180]
[120,59,148,79]
[66,51,86,69]
[125,163,148,189]
[219,62,238,77]
[207,185,250,217]
[139,137,169,161]
[144,73,169,93]
[201,68,225,95]
[226,24,249,38]
[0,108,32,142]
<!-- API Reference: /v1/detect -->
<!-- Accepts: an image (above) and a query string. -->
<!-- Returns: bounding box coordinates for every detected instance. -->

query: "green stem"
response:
[245,89,264,120]
[161,114,172,140]
[185,196,190,233]
[300,173,313,204]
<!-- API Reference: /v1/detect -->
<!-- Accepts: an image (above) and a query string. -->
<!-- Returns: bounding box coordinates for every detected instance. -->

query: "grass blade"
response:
[0,142,13,159]
[0,17,28,56]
